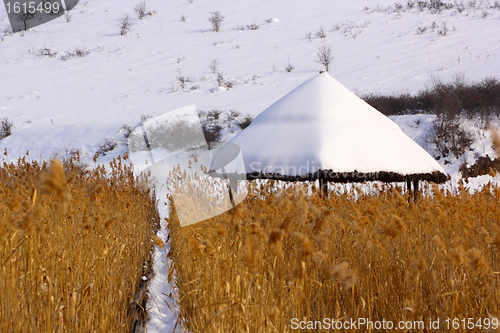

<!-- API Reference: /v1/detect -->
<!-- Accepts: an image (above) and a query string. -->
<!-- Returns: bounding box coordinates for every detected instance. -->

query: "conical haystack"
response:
[211,72,447,184]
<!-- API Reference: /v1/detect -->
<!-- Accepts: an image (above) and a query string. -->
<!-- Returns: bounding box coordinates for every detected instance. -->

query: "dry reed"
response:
[168,180,500,332]
[0,156,159,332]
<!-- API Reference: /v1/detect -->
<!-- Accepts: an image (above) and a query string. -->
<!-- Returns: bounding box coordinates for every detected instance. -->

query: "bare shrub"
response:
[74,47,90,57]
[223,80,235,89]
[437,22,449,36]
[118,14,133,35]
[247,22,260,30]
[417,26,427,34]
[14,8,37,31]
[208,59,220,73]
[181,13,187,22]
[213,72,236,90]
[0,118,13,139]
[315,44,334,72]
[216,72,225,86]
[31,47,57,58]
[121,124,135,140]
[284,58,295,72]
[203,109,223,120]
[305,31,313,41]
[197,110,223,149]
[97,138,118,156]
[201,123,222,149]
[60,47,91,61]
[134,1,147,20]
[315,26,327,39]
[208,11,224,32]
[175,69,193,90]
[238,115,253,129]
[429,112,473,160]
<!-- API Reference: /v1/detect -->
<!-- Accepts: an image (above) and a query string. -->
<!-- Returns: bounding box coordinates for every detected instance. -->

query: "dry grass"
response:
[169,180,500,332]
[0,156,159,332]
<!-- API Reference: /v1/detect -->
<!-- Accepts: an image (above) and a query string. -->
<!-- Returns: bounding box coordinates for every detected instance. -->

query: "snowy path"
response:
[146,187,179,333]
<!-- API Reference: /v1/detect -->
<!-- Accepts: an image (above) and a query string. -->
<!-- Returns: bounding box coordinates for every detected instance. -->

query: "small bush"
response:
[196,109,253,148]
[284,62,294,72]
[201,123,222,149]
[247,22,260,30]
[0,118,13,139]
[208,11,224,32]
[437,22,448,36]
[60,47,91,61]
[208,59,220,73]
[134,1,147,20]
[121,124,135,140]
[216,72,225,86]
[429,113,474,160]
[204,109,223,120]
[74,47,90,57]
[118,14,133,35]
[97,138,118,156]
[416,26,427,34]
[315,44,334,72]
[223,80,235,89]
[176,71,192,89]
[315,26,327,39]
[181,13,187,22]
[197,110,223,149]
[32,47,58,58]
[238,115,253,129]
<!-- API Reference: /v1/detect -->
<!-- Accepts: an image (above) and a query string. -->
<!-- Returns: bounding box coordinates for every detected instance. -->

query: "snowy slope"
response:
[1,1,500,333]
[1,0,499,163]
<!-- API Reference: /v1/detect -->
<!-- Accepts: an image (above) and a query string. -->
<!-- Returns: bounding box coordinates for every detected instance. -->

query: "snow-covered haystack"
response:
[211,72,447,183]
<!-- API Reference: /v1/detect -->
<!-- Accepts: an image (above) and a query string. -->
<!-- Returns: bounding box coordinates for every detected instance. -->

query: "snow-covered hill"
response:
[1,1,500,332]
[1,0,499,165]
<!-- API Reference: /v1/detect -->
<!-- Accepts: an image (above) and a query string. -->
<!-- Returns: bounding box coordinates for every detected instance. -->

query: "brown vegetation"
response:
[0,156,159,332]
[169,180,500,332]
[361,76,500,117]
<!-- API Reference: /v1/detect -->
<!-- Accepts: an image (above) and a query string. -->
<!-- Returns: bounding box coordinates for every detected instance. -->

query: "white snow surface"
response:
[214,72,445,176]
[1,0,499,163]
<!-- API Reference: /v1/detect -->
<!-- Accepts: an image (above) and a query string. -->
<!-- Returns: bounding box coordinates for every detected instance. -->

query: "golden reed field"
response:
[0,156,159,333]
[168,179,500,333]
